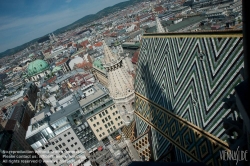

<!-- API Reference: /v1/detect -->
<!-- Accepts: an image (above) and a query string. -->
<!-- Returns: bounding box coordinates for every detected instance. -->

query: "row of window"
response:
[90,105,115,122]
[112,111,118,116]
[107,126,116,133]
[42,135,73,150]
[102,115,111,123]
[99,132,105,138]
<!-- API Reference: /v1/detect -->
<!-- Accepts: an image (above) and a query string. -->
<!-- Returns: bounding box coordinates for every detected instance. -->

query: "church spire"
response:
[102,39,135,126]
[102,39,118,64]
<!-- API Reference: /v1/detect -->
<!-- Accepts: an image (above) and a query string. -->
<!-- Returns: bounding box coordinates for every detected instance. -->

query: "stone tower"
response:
[102,39,135,126]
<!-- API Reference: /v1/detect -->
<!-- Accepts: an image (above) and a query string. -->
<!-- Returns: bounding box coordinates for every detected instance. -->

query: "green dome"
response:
[93,59,105,71]
[52,66,62,73]
[27,59,49,76]
[29,53,35,57]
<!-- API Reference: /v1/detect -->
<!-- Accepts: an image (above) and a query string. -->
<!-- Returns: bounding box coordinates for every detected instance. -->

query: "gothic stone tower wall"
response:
[102,40,135,125]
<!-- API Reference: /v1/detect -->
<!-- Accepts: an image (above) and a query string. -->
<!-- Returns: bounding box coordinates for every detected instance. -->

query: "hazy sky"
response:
[0,0,127,53]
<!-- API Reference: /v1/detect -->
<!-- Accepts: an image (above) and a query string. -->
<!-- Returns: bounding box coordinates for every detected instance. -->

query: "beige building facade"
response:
[86,103,124,141]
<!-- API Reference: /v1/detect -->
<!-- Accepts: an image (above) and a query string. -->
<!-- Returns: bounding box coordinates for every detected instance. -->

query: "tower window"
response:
[122,105,126,110]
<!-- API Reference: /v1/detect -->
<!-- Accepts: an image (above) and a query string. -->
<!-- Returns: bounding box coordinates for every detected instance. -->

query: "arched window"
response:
[122,105,126,110]
[131,102,135,109]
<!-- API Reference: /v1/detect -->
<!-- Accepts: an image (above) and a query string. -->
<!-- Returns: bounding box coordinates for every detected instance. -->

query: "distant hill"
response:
[0,0,145,59]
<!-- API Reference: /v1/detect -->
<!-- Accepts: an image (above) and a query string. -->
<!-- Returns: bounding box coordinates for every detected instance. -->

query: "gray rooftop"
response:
[49,95,80,123]
[79,83,107,107]
[55,68,85,84]
[163,16,206,32]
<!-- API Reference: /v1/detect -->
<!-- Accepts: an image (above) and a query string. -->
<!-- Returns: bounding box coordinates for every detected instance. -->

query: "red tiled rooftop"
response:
[132,51,139,64]
[11,101,18,105]
[154,6,165,12]
[117,25,125,29]
[94,42,103,47]
[80,40,89,47]
[103,30,110,35]
[47,76,57,84]
[75,60,92,70]
[110,33,117,37]
[56,58,68,66]
[44,48,52,54]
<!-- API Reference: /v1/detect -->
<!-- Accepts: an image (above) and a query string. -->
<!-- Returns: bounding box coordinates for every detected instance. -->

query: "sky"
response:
[0,0,127,53]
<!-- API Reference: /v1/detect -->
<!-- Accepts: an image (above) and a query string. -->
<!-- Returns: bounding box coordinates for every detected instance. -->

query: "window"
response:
[122,105,126,110]
[113,105,115,108]
[96,129,99,132]
[111,121,114,125]
[90,118,93,122]
[55,139,58,143]
[105,110,108,114]
[74,142,77,145]
[45,145,48,147]
[102,119,105,123]
[105,124,108,128]
[78,147,81,150]
[55,147,59,150]
[113,113,115,116]
[71,144,74,147]
[71,137,74,140]
[93,124,96,127]
[52,142,55,145]
[94,116,96,120]
[116,111,118,114]
[110,107,113,110]
[62,143,66,146]
[68,132,71,135]
[118,116,121,119]
[102,132,105,135]
[108,115,111,120]
[58,144,62,148]
[115,118,118,121]
[120,121,123,124]
[105,117,108,121]
[66,148,69,151]
[64,134,67,137]
[59,137,62,141]
[99,114,102,118]
[108,129,110,133]
[67,139,70,142]
[99,134,102,137]
[97,122,99,125]
[118,123,120,126]
[108,123,111,127]
[102,112,105,116]
[110,128,113,131]
[113,126,116,130]
[100,127,102,130]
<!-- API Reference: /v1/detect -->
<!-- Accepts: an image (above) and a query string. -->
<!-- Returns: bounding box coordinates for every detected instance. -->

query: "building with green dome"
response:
[92,59,108,87]
[25,59,51,85]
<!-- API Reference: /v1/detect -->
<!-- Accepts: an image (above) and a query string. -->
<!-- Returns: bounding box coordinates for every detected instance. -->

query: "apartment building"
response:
[79,83,124,141]
[25,95,95,166]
